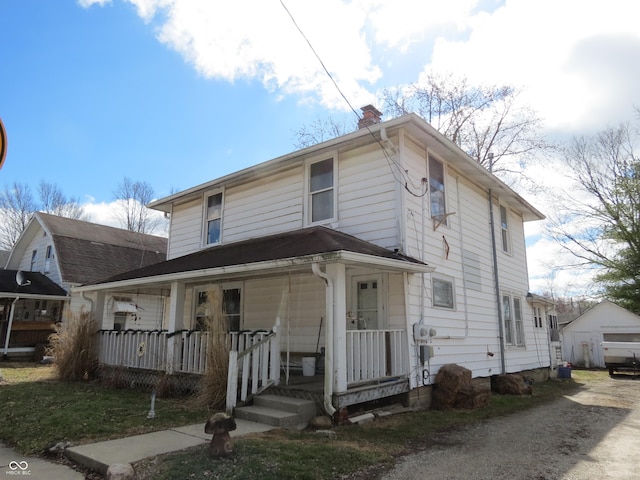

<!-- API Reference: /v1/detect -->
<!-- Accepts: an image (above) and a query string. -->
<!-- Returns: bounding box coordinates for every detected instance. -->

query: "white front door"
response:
[352,275,383,330]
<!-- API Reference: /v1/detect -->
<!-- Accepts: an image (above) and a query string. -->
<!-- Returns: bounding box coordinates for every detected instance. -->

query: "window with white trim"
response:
[534,306,543,328]
[307,157,335,223]
[205,192,223,245]
[500,204,510,253]
[429,155,447,225]
[502,293,525,346]
[196,285,242,332]
[44,245,52,273]
[433,276,455,309]
[30,250,37,271]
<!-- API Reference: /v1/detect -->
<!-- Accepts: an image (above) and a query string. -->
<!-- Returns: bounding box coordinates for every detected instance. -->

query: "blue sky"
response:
[2,0,640,296]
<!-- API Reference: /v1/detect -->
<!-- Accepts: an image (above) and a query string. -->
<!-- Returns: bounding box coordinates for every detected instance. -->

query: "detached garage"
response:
[560,300,640,368]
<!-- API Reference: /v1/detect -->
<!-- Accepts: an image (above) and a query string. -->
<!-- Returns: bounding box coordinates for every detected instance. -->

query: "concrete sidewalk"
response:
[65,419,275,476]
[1,419,274,480]
[0,443,85,480]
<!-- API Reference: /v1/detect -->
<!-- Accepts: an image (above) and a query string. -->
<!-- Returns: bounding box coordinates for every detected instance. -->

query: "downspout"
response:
[311,263,336,416]
[489,188,506,374]
[2,297,19,358]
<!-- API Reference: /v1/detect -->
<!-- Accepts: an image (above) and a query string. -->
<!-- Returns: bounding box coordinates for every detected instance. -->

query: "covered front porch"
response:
[75,227,432,415]
[0,270,68,359]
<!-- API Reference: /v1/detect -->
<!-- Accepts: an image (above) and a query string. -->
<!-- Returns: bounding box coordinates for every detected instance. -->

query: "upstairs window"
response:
[429,156,447,224]
[500,204,510,253]
[308,157,335,223]
[44,246,52,273]
[30,250,37,271]
[205,192,223,245]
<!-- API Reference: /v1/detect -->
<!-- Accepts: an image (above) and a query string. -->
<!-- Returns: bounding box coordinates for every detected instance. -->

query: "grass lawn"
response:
[0,363,604,479]
[0,362,210,455]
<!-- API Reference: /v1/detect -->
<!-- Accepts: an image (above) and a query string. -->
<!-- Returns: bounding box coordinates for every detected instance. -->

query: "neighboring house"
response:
[75,107,550,418]
[561,299,640,368]
[1,212,167,358]
[0,250,10,268]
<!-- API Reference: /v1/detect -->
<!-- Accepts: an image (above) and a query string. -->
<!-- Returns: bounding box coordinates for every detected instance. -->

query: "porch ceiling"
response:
[73,227,433,293]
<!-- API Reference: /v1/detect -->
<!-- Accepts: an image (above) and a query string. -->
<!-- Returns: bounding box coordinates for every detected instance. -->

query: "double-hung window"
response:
[44,246,52,273]
[429,156,447,224]
[502,293,525,346]
[308,157,335,223]
[205,192,223,245]
[30,250,37,271]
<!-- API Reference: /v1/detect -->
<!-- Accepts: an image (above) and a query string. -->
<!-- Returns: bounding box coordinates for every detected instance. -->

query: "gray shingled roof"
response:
[38,213,168,285]
[91,226,426,286]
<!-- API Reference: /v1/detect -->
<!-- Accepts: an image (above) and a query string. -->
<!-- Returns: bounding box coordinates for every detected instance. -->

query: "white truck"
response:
[601,341,640,375]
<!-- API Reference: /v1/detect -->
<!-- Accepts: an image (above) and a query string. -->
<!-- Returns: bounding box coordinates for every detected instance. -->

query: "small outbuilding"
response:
[560,300,640,368]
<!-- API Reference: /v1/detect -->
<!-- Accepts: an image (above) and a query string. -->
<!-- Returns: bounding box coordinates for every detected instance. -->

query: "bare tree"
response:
[293,73,552,183]
[547,118,640,312]
[383,73,551,177]
[113,177,164,234]
[293,115,355,150]
[38,181,86,220]
[0,181,88,250]
[0,182,36,250]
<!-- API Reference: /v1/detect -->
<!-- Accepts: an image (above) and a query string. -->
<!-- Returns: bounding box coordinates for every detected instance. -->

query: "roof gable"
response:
[7,213,168,286]
[562,299,640,332]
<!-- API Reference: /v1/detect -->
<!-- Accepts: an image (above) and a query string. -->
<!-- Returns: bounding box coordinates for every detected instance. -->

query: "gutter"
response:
[311,263,336,416]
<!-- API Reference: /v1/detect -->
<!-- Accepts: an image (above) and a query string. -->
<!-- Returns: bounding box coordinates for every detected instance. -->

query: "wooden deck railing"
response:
[346,329,408,385]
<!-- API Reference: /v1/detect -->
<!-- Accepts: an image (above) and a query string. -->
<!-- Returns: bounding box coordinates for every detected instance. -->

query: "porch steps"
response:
[234,394,318,429]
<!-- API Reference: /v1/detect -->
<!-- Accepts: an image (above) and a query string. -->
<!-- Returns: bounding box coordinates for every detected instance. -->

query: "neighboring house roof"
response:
[0,270,68,299]
[149,113,545,223]
[560,299,640,332]
[6,212,168,286]
[81,226,430,289]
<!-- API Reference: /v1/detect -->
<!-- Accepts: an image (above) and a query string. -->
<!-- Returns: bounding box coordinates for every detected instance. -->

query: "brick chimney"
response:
[358,105,383,129]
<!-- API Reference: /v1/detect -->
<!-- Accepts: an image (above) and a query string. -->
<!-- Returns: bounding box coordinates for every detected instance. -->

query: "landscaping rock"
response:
[106,463,136,480]
[492,374,533,395]
[309,415,333,429]
[431,364,472,410]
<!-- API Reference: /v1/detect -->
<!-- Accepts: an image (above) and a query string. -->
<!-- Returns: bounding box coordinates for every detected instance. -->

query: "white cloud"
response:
[425,0,640,132]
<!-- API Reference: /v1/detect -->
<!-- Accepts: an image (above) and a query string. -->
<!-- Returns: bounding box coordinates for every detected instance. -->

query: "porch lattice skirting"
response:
[97,365,200,395]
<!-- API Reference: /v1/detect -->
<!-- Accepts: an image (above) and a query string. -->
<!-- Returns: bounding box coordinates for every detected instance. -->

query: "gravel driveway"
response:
[382,374,640,480]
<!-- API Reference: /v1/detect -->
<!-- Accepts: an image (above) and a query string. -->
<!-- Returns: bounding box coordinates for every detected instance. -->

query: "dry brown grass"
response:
[47,310,99,382]
[191,286,230,409]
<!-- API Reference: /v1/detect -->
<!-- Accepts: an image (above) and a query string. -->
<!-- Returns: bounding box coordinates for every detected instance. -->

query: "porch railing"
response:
[346,329,408,385]
[98,330,169,371]
[97,329,280,376]
[226,327,280,413]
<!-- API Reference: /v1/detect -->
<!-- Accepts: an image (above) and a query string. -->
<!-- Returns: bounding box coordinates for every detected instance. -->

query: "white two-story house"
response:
[75,108,552,418]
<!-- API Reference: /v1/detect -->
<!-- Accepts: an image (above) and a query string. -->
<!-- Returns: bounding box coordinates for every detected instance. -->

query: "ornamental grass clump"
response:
[47,310,99,382]
[191,286,230,409]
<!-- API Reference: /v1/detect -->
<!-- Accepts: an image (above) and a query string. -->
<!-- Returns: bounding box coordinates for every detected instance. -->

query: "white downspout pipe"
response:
[3,297,20,358]
[312,263,336,416]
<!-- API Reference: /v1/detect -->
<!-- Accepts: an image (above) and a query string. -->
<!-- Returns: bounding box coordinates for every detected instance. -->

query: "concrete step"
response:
[234,405,305,428]
[255,394,317,419]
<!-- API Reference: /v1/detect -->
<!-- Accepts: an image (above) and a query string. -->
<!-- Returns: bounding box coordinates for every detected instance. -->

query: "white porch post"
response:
[166,281,185,374]
[326,263,347,393]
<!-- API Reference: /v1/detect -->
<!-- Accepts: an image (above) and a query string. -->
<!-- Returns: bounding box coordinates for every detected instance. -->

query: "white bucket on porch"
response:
[302,357,316,376]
